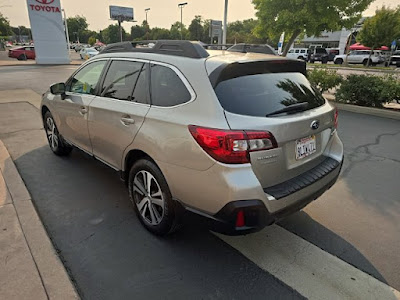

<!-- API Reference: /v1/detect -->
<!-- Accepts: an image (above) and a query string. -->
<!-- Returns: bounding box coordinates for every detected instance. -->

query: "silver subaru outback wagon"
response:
[41,41,343,236]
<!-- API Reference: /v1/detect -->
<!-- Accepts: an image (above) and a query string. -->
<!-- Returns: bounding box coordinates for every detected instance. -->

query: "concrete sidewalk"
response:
[0,140,79,299]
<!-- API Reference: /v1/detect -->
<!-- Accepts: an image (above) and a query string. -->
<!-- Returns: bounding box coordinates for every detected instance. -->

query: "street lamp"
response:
[145,8,150,24]
[223,0,228,45]
[178,2,188,40]
[62,9,71,58]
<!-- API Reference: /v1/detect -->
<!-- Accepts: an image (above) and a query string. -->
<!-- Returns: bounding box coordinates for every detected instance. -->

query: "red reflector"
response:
[236,210,245,227]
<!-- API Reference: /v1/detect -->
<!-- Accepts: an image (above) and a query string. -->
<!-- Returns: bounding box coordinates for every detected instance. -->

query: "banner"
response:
[278,32,285,55]
[26,0,70,64]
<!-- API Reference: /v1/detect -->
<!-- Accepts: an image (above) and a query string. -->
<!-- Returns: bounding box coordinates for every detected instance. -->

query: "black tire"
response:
[322,58,328,64]
[297,56,305,61]
[128,159,181,236]
[17,54,27,61]
[363,59,371,66]
[44,111,72,156]
[310,59,315,63]
[335,58,343,65]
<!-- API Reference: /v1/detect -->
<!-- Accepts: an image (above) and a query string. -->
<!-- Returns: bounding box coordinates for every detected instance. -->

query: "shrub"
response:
[308,68,343,94]
[335,74,400,108]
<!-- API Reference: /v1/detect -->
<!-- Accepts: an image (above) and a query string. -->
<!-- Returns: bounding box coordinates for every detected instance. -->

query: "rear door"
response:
[88,59,150,169]
[211,61,336,188]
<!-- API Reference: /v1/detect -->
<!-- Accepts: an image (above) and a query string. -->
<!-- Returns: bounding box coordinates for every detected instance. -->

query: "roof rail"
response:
[99,40,210,59]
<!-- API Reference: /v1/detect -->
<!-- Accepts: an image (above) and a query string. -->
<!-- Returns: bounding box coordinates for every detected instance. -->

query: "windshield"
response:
[214,72,325,117]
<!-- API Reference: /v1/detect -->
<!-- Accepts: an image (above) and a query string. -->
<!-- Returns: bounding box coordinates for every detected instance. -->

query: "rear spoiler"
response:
[209,59,307,88]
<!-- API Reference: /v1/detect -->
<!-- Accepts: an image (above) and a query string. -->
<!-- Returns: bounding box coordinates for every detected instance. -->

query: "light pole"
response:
[223,0,228,45]
[178,2,187,40]
[145,8,150,24]
[62,9,71,58]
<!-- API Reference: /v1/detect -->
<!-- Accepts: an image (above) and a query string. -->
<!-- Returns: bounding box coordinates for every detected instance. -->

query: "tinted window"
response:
[150,64,191,107]
[132,64,149,104]
[295,50,299,53]
[101,60,143,101]
[288,50,294,53]
[214,72,325,117]
[67,60,106,95]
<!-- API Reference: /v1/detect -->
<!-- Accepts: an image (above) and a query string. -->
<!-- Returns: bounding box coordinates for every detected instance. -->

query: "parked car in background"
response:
[227,43,276,55]
[75,44,89,52]
[80,47,99,60]
[286,48,309,60]
[308,48,329,63]
[327,49,339,61]
[8,46,35,60]
[334,50,381,66]
[385,51,400,67]
[41,40,343,236]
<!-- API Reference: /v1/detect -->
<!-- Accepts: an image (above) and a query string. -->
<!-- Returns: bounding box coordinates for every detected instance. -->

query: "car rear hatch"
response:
[209,59,337,190]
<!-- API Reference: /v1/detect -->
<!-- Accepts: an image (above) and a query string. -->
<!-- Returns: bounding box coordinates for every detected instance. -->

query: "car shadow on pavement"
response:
[10,143,303,300]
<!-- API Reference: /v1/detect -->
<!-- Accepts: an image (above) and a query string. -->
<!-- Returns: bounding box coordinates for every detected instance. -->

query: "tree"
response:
[0,13,12,36]
[358,6,400,66]
[149,27,171,40]
[102,25,126,44]
[252,0,373,56]
[188,16,204,41]
[170,21,188,40]
[88,36,96,46]
[67,16,88,43]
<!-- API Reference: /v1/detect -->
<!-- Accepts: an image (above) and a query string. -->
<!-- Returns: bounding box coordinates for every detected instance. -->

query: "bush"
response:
[336,74,400,108]
[308,68,343,94]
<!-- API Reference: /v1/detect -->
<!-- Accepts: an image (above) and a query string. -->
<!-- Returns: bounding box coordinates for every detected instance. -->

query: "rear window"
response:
[214,72,325,117]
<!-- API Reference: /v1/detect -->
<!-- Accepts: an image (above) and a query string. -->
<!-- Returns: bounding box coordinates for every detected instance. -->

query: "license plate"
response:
[296,135,316,160]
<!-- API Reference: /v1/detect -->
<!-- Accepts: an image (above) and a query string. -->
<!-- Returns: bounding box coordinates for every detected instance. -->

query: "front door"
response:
[88,60,150,169]
[56,60,108,153]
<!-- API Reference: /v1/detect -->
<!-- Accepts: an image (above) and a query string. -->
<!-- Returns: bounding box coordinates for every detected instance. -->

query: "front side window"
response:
[288,50,294,54]
[101,60,143,101]
[295,50,300,53]
[67,60,107,95]
[150,64,191,107]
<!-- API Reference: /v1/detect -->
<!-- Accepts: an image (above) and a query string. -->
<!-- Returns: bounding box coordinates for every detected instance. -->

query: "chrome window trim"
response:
[149,60,197,109]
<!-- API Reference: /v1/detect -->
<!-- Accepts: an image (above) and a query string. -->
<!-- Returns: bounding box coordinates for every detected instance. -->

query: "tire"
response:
[322,58,328,64]
[128,159,181,236]
[297,56,305,61]
[17,54,27,61]
[44,111,72,156]
[335,58,343,65]
[363,59,371,66]
[310,59,315,63]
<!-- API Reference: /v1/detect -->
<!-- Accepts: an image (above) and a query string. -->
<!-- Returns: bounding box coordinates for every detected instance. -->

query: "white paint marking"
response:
[215,225,400,300]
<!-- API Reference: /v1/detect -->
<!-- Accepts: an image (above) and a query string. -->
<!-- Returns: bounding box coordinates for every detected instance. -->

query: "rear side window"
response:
[132,64,149,104]
[101,60,143,101]
[214,72,325,117]
[150,64,191,107]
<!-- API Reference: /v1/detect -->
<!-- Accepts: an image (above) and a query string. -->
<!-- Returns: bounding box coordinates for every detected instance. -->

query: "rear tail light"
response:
[188,125,277,164]
[235,210,245,228]
[334,108,338,128]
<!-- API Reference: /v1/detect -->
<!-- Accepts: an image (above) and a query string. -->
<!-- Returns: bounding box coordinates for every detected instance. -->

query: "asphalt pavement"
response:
[0,64,399,299]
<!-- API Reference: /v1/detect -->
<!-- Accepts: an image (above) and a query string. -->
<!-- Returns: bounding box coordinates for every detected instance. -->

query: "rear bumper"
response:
[188,157,342,235]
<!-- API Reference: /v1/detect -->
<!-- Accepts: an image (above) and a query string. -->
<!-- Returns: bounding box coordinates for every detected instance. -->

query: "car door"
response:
[56,59,108,153]
[88,59,150,169]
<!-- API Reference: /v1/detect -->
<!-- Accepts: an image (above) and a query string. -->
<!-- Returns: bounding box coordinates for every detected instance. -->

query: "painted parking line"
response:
[215,225,400,300]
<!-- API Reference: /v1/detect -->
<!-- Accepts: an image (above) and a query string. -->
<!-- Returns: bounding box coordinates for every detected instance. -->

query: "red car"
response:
[8,46,36,60]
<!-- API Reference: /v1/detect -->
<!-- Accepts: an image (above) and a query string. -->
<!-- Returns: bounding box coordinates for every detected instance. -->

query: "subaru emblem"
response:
[311,120,320,130]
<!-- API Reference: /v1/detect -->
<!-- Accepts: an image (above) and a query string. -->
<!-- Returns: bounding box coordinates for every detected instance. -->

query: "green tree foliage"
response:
[0,13,13,36]
[252,0,373,56]
[308,68,343,94]
[88,36,96,46]
[188,15,204,41]
[67,16,88,43]
[227,19,265,44]
[358,6,400,50]
[102,25,126,44]
[170,21,188,40]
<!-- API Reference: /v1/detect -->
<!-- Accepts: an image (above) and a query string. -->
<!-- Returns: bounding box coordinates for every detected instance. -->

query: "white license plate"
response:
[296,135,316,160]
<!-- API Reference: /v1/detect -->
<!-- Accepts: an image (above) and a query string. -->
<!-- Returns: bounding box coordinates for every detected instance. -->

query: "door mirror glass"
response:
[50,82,66,95]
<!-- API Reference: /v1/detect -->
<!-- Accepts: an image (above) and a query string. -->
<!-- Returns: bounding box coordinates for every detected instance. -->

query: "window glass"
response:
[101,60,143,101]
[295,50,299,53]
[132,64,149,104]
[300,50,306,53]
[68,60,106,95]
[214,72,325,117]
[150,64,191,107]
[288,50,294,53]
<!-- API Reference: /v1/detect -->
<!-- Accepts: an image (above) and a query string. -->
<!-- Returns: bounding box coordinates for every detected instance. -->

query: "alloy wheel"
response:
[46,117,59,151]
[133,170,165,225]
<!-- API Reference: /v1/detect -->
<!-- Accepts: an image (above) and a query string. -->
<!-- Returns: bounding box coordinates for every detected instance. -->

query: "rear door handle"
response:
[79,106,88,115]
[120,117,135,126]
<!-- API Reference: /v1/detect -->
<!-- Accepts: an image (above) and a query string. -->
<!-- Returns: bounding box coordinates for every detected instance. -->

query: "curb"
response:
[308,65,400,73]
[0,140,80,299]
[329,101,400,121]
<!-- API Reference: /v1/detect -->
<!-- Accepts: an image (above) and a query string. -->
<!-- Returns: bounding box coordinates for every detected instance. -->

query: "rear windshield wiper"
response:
[266,102,309,117]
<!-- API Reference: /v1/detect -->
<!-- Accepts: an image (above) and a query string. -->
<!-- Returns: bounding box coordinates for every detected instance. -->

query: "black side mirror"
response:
[50,82,66,95]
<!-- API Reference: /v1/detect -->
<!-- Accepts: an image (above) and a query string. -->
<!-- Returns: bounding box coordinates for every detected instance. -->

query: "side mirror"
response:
[50,82,66,99]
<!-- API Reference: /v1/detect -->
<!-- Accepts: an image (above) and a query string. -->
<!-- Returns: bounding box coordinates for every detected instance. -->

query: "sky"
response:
[1,0,400,32]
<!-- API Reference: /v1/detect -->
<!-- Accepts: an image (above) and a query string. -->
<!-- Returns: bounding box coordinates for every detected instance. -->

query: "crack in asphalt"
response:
[341,130,400,178]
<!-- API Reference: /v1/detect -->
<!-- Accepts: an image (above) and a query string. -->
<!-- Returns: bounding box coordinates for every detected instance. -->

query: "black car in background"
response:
[308,48,329,63]
[227,43,276,55]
